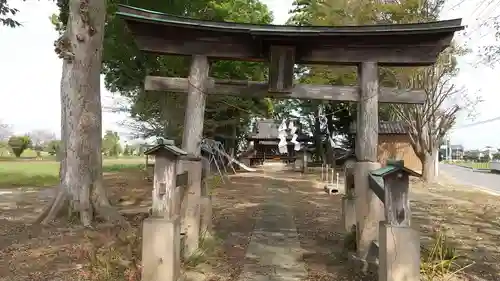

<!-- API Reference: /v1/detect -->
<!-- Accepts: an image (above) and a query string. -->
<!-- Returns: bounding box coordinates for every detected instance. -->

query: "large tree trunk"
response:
[421,148,438,183]
[36,0,125,227]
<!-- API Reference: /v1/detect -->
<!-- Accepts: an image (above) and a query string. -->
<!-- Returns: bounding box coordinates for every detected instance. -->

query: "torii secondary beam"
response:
[144,76,426,104]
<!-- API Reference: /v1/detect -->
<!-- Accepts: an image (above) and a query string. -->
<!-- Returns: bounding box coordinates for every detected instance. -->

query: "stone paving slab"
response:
[236,184,307,281]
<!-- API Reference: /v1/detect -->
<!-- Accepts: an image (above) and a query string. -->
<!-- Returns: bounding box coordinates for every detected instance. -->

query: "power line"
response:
[454,0,499,45]
[456,115,500,128]
[463,0,500,37]
[446,0,467,12]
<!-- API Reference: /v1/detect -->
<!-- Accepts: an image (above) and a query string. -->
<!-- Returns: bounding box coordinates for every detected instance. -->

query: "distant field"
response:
[444,160,491,170]
[0,148,49,159]
[0,157,145,188]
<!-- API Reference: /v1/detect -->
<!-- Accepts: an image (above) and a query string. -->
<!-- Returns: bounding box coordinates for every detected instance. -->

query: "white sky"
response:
[0,0,498,149]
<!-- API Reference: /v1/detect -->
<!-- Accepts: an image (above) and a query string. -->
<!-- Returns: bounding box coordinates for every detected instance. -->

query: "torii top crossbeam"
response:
[117,5,463,66]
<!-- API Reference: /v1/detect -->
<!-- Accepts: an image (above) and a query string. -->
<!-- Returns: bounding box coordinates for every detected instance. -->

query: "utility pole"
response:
[445,137,452,161]
[444,136,449,161]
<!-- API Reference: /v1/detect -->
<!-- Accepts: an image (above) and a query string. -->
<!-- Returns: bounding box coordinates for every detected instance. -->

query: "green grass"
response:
[0,148,52,159]
[444,160,491,170]
[0,157,145,188]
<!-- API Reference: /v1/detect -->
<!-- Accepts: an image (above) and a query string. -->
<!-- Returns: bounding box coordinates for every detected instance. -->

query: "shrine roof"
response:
[117,5,464,66]
[349,121,408,135]
[118,5,461,35]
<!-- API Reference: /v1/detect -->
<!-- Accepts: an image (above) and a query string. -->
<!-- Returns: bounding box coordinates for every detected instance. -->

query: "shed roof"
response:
[349,121,408,135]
[371,162,421,177]
[117,5,464,66]
[144,139,187,156]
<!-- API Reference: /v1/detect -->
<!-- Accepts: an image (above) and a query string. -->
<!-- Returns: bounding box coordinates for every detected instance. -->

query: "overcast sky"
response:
[0,0,498,149]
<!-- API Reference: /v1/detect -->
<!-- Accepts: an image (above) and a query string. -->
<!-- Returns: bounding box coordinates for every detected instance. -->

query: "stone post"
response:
[342,166,356,232]
[142,142,187,281]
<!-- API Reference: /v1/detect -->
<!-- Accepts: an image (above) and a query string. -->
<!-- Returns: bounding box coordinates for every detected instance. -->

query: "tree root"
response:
[34,185,68,224]
[34,186,130,228]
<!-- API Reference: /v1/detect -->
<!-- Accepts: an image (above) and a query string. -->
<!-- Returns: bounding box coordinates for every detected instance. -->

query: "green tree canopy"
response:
[48,0,275,152]
[0,0,21,27]
[45,140,61,156]
[8,135,31,157]
[102,130,122,157]
[28,0,275,156]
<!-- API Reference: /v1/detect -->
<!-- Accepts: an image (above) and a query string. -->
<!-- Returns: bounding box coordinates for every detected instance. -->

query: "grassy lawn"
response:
[0,157,145,188]
[0,148,52,159]
[444,160,491,170]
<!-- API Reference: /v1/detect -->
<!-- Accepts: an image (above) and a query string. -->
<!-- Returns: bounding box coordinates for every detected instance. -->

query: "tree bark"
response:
[36,0,125,226]
[421,148,438,183]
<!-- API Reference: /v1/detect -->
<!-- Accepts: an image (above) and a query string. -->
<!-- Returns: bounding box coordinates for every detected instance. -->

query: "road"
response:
[439,163,500,194]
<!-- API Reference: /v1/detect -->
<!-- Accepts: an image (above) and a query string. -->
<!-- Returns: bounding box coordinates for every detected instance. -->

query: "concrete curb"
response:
[448,163,491,172]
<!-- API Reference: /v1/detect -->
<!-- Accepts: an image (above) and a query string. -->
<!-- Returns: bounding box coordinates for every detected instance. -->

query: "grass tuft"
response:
[343,226,357,252]
[421,228,473,281]
[183,232,222,269]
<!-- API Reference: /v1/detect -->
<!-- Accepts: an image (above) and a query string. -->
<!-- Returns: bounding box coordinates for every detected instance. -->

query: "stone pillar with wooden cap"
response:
[354,62,385,262]
[142,139,193,281]
[369,160,420,281]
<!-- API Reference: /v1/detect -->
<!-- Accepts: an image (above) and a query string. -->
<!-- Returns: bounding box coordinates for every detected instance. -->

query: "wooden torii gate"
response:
[117,4,463,263]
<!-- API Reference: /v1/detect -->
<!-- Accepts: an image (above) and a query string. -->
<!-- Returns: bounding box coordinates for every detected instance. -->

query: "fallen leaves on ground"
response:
[1,169,500,281]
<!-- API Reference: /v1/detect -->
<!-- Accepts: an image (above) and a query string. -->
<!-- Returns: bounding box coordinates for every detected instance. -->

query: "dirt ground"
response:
[0,169,151,281]
[410,178,500,281]
[1,169,500,281]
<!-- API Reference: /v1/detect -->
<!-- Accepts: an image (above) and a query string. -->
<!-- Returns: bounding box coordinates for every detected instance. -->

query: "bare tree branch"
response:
[390,45,480,181]
[0,120,13,141]
[28,129,57,149]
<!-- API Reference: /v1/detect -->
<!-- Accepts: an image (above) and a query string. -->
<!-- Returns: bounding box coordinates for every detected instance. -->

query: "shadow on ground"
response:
[2,168,499,281]
[0,170,151,281]
[261,172,375,281]
[208,174,272,281]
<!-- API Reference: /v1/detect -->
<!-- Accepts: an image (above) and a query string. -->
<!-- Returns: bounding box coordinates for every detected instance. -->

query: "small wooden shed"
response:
[350,121,422,172]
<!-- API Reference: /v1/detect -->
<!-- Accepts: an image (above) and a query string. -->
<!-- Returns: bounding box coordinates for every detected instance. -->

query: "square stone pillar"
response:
[341,196,356,233]
[142,217,181,281]
[200,196,212,237]
[378,223,420,281]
